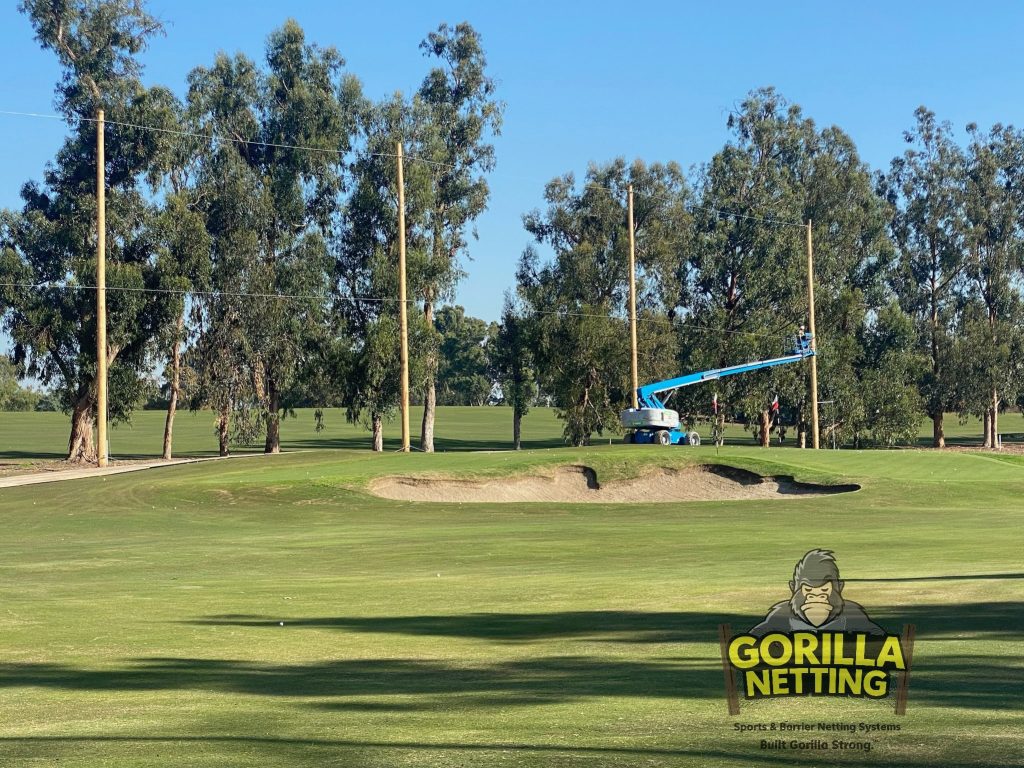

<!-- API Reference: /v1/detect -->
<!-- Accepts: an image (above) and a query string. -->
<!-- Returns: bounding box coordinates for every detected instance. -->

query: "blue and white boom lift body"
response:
[620,329,816,446]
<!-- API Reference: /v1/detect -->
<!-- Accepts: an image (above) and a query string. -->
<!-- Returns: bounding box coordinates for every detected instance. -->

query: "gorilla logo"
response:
[749,549,884,637]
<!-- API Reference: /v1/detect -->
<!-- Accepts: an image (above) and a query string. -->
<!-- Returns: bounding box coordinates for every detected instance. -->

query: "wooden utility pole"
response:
[396,141,411,453]
[806,220,820,450]
[627,184,639,409]
[96,109,108,468]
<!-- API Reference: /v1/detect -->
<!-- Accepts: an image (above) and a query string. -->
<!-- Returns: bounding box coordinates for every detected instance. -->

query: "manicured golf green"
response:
[0,431,1021,766]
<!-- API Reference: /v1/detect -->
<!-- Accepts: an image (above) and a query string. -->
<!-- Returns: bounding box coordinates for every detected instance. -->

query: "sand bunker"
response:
[369,464,858,504]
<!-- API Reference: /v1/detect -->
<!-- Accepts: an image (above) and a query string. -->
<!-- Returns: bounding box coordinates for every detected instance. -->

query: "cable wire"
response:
[0,108,458,170]
[0,108,810,225]
[0,280,800,339]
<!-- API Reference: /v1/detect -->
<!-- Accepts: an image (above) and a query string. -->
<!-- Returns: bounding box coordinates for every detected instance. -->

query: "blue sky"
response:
[3,0,1024,330]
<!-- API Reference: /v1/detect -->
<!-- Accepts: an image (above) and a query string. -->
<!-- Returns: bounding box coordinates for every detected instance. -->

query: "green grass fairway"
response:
[0,406,568,460]
[1,406,1022,463]
[1,444,1022,766]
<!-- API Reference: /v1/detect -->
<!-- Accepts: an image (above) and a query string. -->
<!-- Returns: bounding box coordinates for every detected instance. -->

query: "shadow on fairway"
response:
[0,650,1018,712]
[0,735,1000,768]
[847,572,1024,582]
[280,435,566,452]
[0,450,67,460]
[0,655,726,707]
[191,600,1024,643]
[913,432,1024,448]
[191,610,758,644]
[0,605,1016,711]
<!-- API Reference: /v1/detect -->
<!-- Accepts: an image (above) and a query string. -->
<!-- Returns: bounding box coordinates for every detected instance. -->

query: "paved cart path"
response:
[0,453,275,489]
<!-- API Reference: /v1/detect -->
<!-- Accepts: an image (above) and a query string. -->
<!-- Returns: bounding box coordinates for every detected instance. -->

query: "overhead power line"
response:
[0,280,798,340]
[0,280,402,305]
[0,108,456,170]
[0,108,809,227]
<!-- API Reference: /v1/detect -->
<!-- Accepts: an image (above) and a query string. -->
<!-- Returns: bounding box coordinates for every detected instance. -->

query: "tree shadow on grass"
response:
[0,450,67,460]
[0,655,724,708]
[0,735,1006,768]
[192,610,755,644]
[280,435,565,452]
[190,601,1024,643]
[913,432,1024,448]
[0,603,1018,711]
[0,651,1018,712]
[847,573,1024,582]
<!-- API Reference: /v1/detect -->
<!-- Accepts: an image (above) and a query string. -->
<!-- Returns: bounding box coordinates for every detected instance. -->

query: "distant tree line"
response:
[0,358,44,411]
[513,92,1024,449]
[1,2,502,459]
[1,2,1021,457]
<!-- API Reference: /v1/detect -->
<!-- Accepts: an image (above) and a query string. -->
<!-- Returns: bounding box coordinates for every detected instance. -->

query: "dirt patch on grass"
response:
[369,464,858,504]
[0,458,153,479]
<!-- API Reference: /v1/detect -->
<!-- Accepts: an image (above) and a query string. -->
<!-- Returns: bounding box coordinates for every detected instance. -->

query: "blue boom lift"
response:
[620,329,816,446]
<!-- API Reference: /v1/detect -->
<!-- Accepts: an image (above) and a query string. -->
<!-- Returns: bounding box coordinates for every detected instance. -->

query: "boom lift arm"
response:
[620,329,815,446]
[637,330,815,410]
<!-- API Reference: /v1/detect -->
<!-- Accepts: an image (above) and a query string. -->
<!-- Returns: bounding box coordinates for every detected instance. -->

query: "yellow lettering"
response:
[729,636,759,669]
[761,634,793,666]
[771,667,790,695]
[854,634,874,667]
[876,637,906,670]
[863,669,889,697]
[746,669,771,696]
[793,632,819,665]
[790,666,807,694]
[833,634,853,665]
[838,667,862,694]
[811,666,829,691]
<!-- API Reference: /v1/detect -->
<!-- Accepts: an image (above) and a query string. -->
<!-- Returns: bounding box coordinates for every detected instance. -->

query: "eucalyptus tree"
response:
[0,358,41,411]
[798,123,895,448]
[684,89,810,446]
[254,22,358,452]
[145,89,210,459]
[490,295,537,449]
[435,305,495,406]
[685,88,894,448]
[961,123,1024,446]
[187,21,359,453]
[881,107,968,448]
[517,160,687,446]
[1,0,170,462]
[413,22,504,452]
[185,51,265,455]
[337,94,431,450]
[858,302,927,447]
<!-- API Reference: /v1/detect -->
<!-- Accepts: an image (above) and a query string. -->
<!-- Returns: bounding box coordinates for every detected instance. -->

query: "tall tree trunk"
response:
[67,391,97,464]
[371,411,383,452]
[991,388,999,449]
[930,270,945,448]
[264,377,281,454]
[989,300,999,449]
[420,297,436,453]
[513,405,522,450]
[162,314,184,461]
[217,403,231,457]
[982,409,992,448]
[932,413,945,449]
[759,410,771,448]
